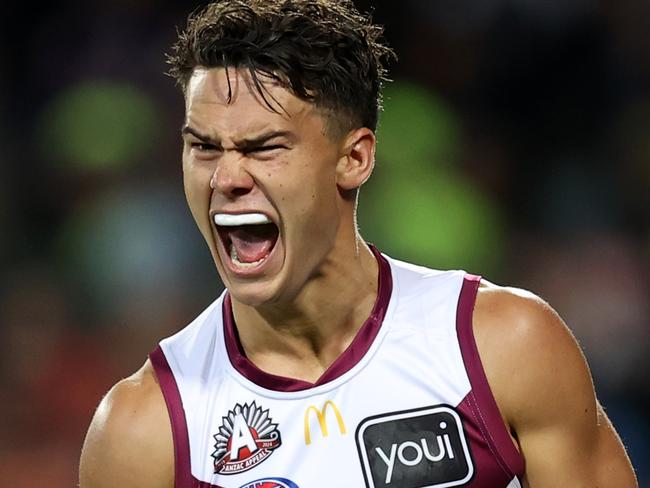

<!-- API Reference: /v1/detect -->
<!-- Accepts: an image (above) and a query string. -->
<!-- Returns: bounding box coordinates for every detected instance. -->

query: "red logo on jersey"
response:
[239,478,299,488]
[212,402,282,475]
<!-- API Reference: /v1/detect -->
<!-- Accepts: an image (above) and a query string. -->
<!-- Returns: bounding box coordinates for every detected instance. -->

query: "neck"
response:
[230,237,379,383]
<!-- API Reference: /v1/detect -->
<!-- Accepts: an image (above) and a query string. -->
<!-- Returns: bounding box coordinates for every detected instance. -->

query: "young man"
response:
[79,1,637,487]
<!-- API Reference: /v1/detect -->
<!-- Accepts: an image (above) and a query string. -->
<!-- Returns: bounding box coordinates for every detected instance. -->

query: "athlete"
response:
[79,1,637,487]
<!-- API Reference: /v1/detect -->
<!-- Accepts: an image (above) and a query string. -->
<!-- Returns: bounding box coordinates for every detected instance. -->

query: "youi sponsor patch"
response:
[356,405,474,488]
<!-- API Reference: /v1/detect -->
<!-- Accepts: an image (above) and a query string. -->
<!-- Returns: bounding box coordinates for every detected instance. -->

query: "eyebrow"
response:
[237,130,294,150]
[181,125,219,145]
[181,125,294,150]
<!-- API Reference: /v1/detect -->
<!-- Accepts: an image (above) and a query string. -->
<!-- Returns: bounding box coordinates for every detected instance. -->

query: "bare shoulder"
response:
[472,280,592,426]
[472,280,637,486]
[79,359,174,488]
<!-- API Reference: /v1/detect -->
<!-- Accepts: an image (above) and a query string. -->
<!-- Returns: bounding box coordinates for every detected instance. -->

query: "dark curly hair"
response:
[166,0,395,136]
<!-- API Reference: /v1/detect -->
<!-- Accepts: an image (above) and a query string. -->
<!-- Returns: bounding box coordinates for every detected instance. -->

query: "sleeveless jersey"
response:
[150,250,525,488]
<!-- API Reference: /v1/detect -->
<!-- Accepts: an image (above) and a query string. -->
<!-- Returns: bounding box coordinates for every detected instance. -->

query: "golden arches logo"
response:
[303,400,347,445]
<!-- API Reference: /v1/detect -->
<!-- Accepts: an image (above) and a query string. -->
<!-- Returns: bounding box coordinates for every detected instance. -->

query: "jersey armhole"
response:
[150,346,194,488]
[456,274,525,478]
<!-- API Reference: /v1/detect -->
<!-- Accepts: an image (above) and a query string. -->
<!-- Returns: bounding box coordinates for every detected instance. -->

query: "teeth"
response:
[214,213,271,227]
[230,245,266,268]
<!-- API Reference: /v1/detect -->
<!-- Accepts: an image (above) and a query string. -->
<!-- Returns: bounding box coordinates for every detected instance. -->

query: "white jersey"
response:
[151,249,525,488]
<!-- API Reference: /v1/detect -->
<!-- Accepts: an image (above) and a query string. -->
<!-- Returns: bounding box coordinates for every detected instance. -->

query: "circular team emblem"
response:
[239,478,299,488]
[212,402,282,475]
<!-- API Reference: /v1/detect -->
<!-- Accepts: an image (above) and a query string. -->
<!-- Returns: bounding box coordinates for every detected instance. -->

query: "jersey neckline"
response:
[222,245,393,392]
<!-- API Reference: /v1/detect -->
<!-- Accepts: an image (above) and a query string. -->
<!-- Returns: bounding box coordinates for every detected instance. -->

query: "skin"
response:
[180,68,379,380]
[475,283,637,486]
[79,67,637,487]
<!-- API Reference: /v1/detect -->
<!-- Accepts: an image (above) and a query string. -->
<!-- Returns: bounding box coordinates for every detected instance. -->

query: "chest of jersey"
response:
[153,255,523,488]
[191,336,473,487]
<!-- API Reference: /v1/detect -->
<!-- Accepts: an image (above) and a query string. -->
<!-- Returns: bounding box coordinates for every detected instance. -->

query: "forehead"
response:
[185,67,320,137]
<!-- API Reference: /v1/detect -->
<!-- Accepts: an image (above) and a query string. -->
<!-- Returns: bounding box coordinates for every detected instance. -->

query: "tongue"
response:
[229,226,276,263]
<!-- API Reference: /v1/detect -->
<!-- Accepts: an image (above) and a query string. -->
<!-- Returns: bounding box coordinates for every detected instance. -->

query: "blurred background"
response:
[0,0,648,485]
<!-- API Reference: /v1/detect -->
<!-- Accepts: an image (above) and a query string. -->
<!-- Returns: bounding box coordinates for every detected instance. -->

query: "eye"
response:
[191,142,219,152]
[249,145,286,154]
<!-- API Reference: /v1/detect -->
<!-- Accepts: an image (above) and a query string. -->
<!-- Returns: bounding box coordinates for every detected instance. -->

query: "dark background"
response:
[0,0,648,484]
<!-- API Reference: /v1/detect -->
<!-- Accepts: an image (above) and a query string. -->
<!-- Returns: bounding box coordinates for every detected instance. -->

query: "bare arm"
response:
[79,360,174,488]
[474,283,637,487]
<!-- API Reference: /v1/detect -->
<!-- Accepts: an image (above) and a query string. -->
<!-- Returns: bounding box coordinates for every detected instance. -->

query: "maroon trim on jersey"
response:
[223,245,393,392]
[456,274,525,480]
[455,395,518,487]
[149,346,194,488]
[192,477,225,488]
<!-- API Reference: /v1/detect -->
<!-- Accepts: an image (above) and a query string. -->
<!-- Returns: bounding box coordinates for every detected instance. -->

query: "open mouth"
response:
[213,213,279,269]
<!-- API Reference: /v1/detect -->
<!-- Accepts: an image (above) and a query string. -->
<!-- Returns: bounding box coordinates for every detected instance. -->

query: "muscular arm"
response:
[79,360,174,488]
[474,283,637,487]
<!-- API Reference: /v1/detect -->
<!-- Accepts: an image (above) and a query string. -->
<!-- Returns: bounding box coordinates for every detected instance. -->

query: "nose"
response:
[210,152,254,198]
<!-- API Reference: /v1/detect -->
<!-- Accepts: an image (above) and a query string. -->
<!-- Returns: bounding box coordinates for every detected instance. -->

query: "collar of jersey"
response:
[222,244,393,394]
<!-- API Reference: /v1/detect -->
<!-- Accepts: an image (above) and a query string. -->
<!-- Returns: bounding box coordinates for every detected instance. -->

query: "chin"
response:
[227,268,311,309]
[225,279,284,308]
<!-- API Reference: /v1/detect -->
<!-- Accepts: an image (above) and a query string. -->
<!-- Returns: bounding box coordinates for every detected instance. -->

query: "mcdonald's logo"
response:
[303,400,347,445]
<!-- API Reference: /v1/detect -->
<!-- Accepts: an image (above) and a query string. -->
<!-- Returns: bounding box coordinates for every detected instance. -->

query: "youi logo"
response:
[239,478,300,488]
[356,405,474,488]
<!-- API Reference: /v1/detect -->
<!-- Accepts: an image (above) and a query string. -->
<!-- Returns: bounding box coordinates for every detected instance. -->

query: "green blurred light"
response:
[361,81,503,274]
[377,81,460,169]
[360,169,504,274]
[39,80,159,170]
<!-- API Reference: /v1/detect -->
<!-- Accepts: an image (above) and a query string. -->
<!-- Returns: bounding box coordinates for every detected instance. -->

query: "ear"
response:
[336,127,376,191]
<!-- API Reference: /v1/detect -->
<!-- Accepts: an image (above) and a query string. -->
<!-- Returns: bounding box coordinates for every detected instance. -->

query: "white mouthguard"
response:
[213,213,272,227]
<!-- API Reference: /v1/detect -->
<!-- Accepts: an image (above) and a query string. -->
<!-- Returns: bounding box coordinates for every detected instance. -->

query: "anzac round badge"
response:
[212,402,282,475]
